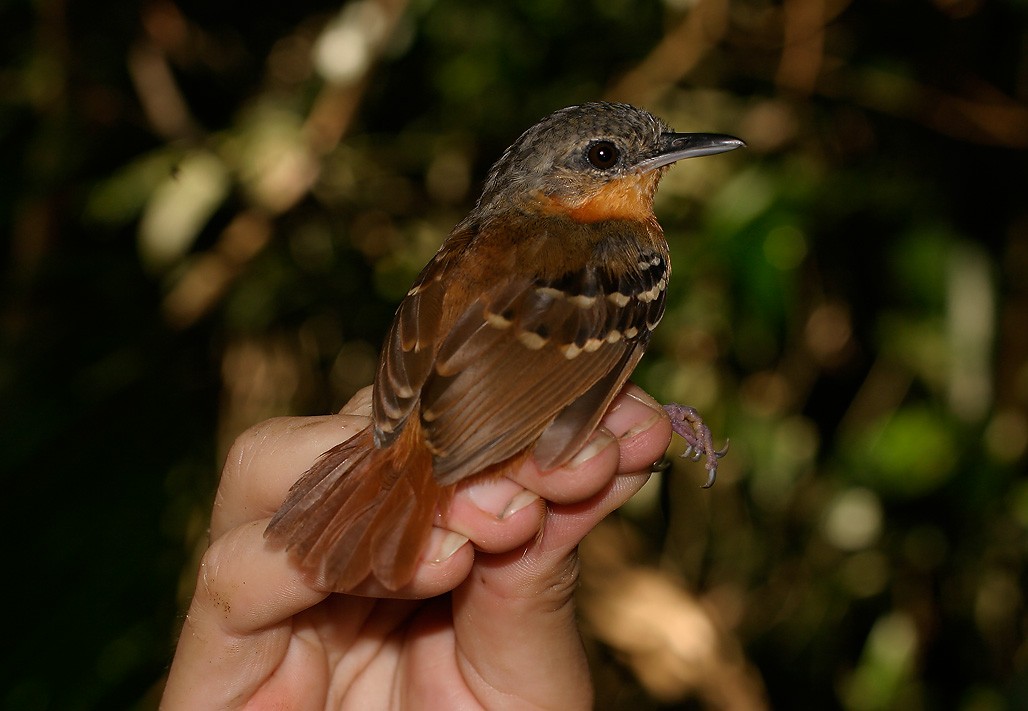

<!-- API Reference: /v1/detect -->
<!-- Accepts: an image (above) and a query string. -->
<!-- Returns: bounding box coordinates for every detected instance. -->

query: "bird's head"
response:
[475,102,744,223]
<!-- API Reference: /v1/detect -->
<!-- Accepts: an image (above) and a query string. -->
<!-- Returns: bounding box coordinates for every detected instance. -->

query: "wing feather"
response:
[373,237,464,445]
[421,262,649,484]
[371,216,668,487]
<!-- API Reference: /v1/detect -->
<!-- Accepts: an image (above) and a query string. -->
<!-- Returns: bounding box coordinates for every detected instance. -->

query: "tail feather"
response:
[265,424,452,591]
[373,454,441,581]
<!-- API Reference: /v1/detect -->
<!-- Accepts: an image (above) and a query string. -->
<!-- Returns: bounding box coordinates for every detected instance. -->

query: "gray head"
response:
[474,102,743,220]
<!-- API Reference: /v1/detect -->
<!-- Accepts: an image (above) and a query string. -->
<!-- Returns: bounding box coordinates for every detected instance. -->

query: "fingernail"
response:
[465,478,538,519]
[603,385,665,439]
[501,489,541,519]
[623,385,663,412]
[569,428,616,468]
[431,530,469,563]
[620,411,662,440]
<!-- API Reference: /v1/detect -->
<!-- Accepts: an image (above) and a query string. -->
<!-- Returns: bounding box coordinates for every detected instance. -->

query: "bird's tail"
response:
[264,422,452,591]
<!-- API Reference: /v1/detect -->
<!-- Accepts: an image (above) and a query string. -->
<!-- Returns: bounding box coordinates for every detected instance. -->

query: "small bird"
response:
[266,102,743,591]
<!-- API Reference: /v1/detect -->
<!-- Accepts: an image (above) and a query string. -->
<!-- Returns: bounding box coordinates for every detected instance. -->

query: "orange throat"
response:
[536,172,659,223]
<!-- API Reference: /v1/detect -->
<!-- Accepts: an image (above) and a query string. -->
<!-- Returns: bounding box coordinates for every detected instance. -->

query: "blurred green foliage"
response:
[3,0,1028,708]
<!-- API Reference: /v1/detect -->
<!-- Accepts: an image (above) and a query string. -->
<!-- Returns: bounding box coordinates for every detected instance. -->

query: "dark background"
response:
[3,0,1027,708]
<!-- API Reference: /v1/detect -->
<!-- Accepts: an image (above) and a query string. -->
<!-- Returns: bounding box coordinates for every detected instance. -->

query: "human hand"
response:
[161,383,671,710]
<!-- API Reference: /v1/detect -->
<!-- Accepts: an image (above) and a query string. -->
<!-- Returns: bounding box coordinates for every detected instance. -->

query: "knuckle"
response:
[221,416,295,482]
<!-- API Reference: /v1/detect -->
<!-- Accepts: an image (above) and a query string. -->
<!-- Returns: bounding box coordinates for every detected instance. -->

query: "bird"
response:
[265,102,743,592]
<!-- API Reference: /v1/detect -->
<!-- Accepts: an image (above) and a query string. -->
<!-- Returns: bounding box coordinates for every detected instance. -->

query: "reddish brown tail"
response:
[264,424,451,591]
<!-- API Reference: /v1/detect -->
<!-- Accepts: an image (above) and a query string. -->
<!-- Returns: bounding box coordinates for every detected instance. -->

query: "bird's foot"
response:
[662,404,728,488]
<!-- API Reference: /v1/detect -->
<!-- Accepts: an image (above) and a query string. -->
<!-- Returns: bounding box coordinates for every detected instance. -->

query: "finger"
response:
[340,525,477,599]
[438,383,669,556]
[162,519,330,708]
[212,386,541,598]
[449,464,652,710]
[212,388,374,540]
[511,382,672,504]
[338,387,373,418]
[441,473,547,554]
[609,384,674,473]
[446,385,668,708]
[347,479,548,596]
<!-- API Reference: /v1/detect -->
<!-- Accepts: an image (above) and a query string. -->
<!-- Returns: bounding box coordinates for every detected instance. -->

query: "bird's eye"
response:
[586,141,620,170]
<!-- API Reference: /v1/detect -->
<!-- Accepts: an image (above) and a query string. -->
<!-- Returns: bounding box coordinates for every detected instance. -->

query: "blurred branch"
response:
[580,522,768,710]
[162,211,273,328]
[128,39,199,143]
[775,0,826,95]
[218,335,304,460]
[775,0,1028,147]
[611,0,1028,148]
[151,0,409,329]
[605,0,729,105]
[827,65,1028,148]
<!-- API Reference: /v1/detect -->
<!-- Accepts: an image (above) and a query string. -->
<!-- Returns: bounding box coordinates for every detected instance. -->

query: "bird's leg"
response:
[662,404,728,489]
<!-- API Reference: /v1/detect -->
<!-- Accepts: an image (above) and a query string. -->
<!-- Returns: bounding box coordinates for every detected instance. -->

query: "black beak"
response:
[636,133,745,173]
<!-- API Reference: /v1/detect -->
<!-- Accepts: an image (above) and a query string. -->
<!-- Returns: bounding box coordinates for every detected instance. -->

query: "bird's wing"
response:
[371,231,467,447]
[374,221,667,486]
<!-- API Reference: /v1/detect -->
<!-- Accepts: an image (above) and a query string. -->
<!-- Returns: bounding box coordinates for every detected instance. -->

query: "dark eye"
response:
[586,141,620,170]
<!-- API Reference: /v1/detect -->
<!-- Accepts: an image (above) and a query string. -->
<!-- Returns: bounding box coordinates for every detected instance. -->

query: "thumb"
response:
[449,384,668,710]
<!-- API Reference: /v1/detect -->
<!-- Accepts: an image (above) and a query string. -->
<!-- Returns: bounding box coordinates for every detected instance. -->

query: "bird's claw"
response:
[662,403,728,488]
[681,445,703,463]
